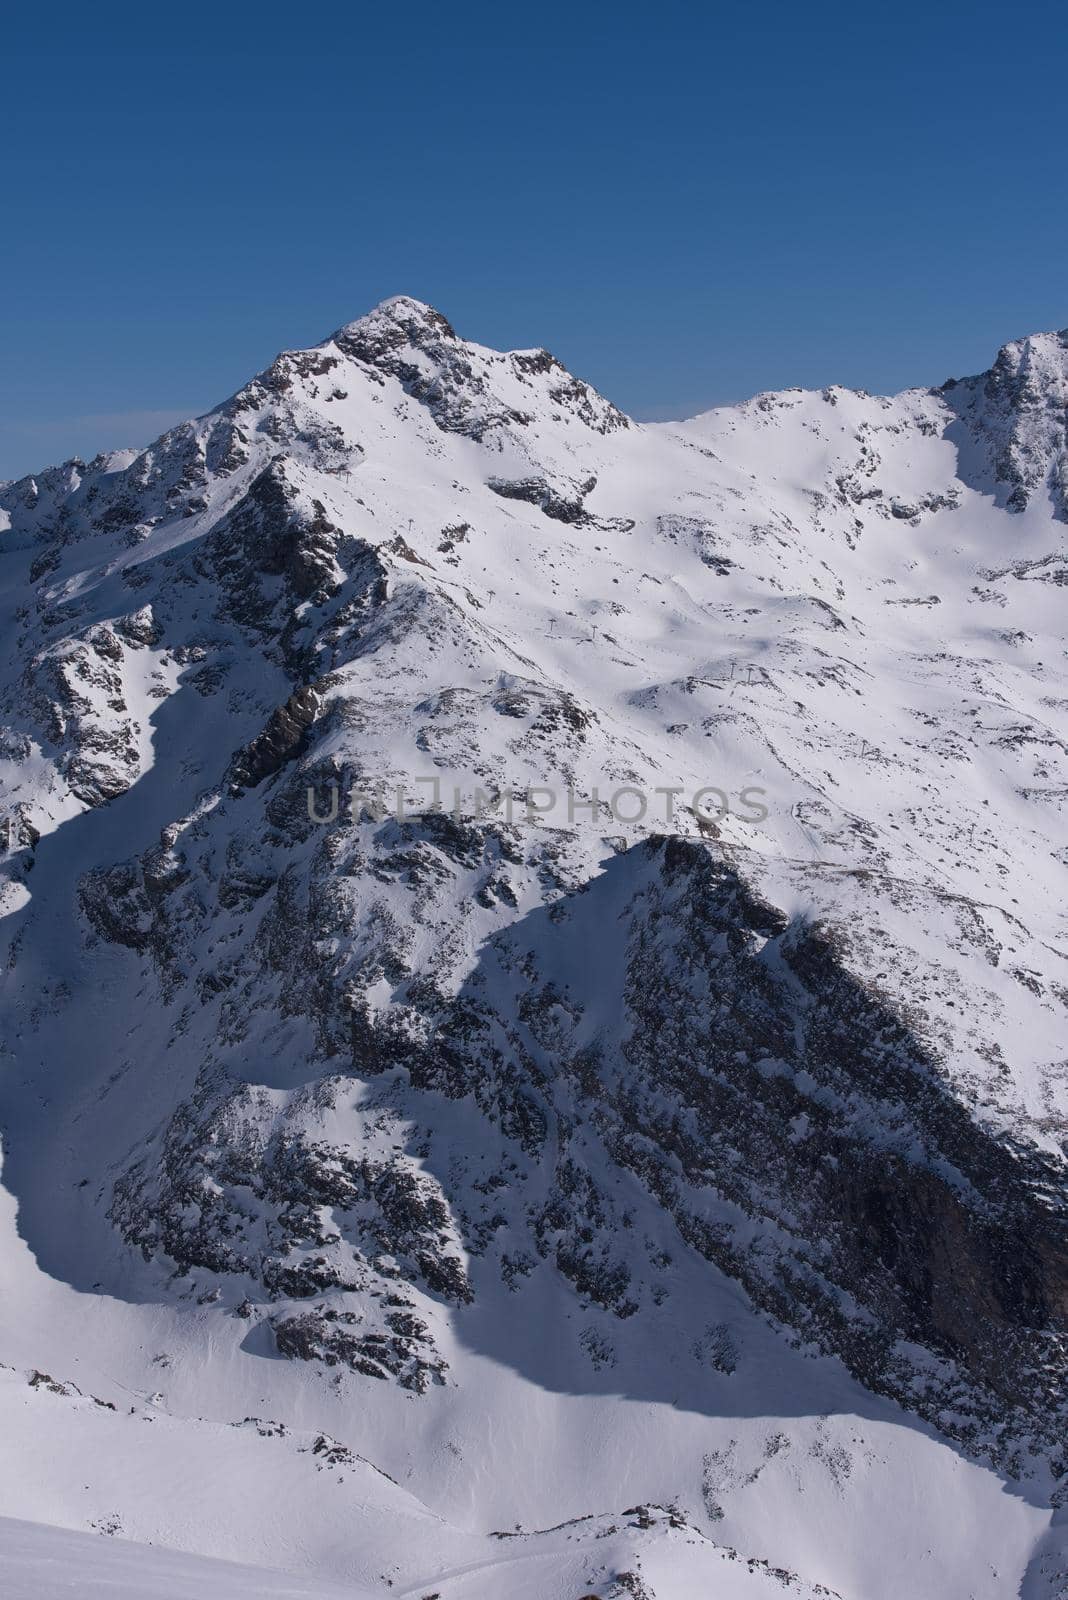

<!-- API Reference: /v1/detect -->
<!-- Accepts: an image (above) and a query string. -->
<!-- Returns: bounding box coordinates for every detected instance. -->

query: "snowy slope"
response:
[1,299,1068,1597]
[0,1517,379,1600]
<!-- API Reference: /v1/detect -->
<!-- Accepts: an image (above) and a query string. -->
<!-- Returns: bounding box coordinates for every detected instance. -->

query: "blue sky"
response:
[3,0,1067,479]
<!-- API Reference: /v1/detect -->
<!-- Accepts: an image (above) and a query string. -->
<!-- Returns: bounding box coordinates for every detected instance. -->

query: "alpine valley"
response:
[2,296,1068,1599]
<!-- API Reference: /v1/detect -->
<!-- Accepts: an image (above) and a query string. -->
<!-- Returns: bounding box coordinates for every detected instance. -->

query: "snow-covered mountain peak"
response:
[332,292,458,348]
[941,326,1068,515]
[986,325,1068,387]
[321,292,631,445]
[4,305,1068,1597]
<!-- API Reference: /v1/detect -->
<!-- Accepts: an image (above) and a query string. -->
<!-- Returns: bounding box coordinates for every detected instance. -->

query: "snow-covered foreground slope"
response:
[0,1517,378,1600]
[2,299,1068,1597]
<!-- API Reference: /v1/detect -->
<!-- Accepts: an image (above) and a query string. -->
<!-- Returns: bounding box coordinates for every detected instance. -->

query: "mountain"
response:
[1,296,1068,1598]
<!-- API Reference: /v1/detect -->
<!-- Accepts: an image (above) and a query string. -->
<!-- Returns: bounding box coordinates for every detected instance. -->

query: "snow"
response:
[0,297,1067,1597]
[0,1518,378,1600]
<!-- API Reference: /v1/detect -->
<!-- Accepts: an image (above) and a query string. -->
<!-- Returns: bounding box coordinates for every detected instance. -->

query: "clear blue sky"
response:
[3,0,1067,480]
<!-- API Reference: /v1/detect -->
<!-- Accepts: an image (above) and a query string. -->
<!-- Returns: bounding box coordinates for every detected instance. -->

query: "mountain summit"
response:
[1,305,1068,1598]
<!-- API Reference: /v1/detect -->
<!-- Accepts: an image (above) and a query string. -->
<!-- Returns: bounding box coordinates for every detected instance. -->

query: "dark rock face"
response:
[91,809,1068,1462]
[596,843,1068,1432]
[202,461,344,631]
[228,684,322,793]
[487,473,596,524]
[982,332,1068,514]
[438,836,1068,1455]
[272,1303,447,1391]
